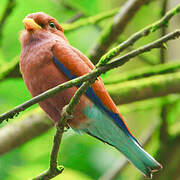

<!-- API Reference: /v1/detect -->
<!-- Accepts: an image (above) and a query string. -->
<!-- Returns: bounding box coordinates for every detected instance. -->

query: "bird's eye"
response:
[49,22,56,29]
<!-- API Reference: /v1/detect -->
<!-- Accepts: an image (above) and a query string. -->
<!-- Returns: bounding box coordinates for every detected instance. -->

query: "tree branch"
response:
[160,0,168,64]
[103,61,180,84]
[96,3,180,67]
[32,110,66,179]
[118,95,180,115]
[159,0,169,155]
[0,108,52,155]
[0,7,120,82]
[116,36,157,65]
[0,95,179,156]
[107,71,180,105]
[61,1,85,23]
[1,3,180,82]
[65,13,84,24]
[62,7,120,32]
[0,56,21,82]
[0,0,16,42]
[125,46,157,65]
[0,30,180,123]
[89,0,151,64]
[33,72,96,179]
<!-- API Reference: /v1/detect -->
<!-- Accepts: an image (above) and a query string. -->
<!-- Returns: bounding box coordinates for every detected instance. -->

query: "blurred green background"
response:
[0,0,180,179]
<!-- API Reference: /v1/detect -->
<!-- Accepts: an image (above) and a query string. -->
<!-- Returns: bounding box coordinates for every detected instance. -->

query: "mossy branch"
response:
[89,0,151,63]
[1,3,180,82]
[96,3,180,66]
[0,30,180,123]
[107,71,180,105]
[66,81,94,115]
[32,111,66,180]
[160,0,168,64]
[0,109,52,156]
[157,2,169,174]
[31,80,93,179]
[103,61,180,84]
[0,56,21,82]
[118,95,180,115]
[0,7,120,82]
[116,36,157,65]
[62,7,120,32]
[0,95,179,156]
[33,71,96,179]
[65,13,84,24]
[0,0,16,42]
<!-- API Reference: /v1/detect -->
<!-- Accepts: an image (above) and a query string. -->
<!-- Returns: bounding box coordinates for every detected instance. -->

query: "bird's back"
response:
[20,37,92,127]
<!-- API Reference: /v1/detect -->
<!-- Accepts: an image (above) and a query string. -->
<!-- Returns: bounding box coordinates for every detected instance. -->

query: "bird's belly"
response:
[24,62,91,128]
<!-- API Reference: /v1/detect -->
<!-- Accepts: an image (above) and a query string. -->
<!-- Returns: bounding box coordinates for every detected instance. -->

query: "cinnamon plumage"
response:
[20,12,162,178]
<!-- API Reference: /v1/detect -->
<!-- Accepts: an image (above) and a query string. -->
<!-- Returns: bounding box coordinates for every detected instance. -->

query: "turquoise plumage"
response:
[82,103,161,178]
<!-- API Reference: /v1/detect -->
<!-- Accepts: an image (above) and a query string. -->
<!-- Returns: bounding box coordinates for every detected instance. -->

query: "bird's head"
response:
[20,12,66,46]
[23,12,64,32]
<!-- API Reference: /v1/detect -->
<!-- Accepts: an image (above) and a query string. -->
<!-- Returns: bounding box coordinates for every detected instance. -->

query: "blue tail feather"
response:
[85,86,140,144]
[81,104,162,178]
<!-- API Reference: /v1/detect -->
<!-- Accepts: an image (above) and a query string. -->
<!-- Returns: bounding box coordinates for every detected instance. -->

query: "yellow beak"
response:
[23,18,42,31]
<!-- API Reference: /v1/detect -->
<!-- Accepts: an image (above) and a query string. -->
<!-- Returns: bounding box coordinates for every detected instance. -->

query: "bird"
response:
[20,12,162,178]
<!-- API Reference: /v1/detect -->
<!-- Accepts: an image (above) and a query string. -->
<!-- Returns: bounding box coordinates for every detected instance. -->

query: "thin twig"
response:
[97,3,180,67]
[0,30,180,123]
[0,56,21,82]
[116,36,156,65]
[103,30,180,68]
[1,3,180,82]
[61,1,85,23]
[160,0,168,64]
[107,71,180,105]
[62,7,120,32]
[159,0,169,155]
[89,0,151,64]
[65,13,84,23]
[33,70,97,179]
[32,113,66,180]
[103,61,180,84]
[61,1,78,11]
[66,81,94,114]
[0,0,16,42]
[126,46,156,65]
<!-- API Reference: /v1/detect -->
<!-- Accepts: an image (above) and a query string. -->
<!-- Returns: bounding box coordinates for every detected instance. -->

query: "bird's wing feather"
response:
[52,42,135,138]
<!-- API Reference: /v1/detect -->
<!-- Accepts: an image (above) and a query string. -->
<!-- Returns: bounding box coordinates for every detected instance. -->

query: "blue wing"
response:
[53,56,138,143]
[53,56,162,177]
